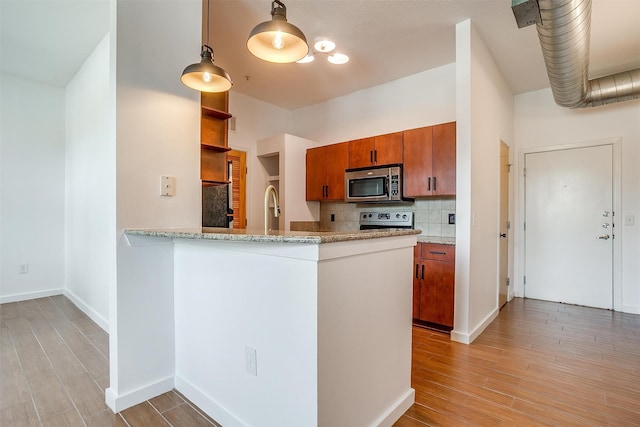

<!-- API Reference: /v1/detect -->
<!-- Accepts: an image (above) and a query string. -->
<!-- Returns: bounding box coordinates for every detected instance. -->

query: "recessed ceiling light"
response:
[327,53,349,65]
[296,54,315,64]
[314,39,336,53]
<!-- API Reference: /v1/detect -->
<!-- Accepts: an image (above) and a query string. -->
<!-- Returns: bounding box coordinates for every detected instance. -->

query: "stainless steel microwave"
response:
[345,165,407,202]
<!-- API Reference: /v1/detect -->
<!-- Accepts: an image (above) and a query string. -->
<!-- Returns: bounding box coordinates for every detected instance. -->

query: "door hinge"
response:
[523,167,526,177]
[507,277,510,287]
[508,163,512,173]
[524,222,526,231]
[523,276,526,285]
[245,219,248,226]
[507,221,511,230]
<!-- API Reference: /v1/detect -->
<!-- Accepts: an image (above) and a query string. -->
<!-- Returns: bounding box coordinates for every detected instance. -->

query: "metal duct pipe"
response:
[527,0,640,108]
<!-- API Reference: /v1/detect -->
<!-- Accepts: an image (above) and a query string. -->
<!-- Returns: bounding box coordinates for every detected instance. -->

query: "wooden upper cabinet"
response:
[306,142,349,201]
[306,146,326,201]
[403,122,456,197]
[432,122,456,196]
[374,132,403,166]
[403,126,433,197]
[348,132,403,169]
[326,143,349,200]
[348,137,375,169]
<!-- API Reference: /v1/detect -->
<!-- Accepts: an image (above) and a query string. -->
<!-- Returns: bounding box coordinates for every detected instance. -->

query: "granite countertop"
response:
[416,235,455,245]
[124,227,422,244]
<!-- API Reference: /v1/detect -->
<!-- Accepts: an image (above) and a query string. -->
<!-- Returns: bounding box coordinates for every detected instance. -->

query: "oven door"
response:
[346,174,389,202]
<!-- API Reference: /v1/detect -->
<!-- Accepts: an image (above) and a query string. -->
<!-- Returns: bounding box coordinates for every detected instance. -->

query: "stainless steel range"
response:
[359,211,414,230]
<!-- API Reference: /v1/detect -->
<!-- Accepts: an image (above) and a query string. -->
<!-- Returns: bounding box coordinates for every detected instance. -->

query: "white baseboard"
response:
[0,288,64,304]
[451,307,499,344]
[373,388,415,427]
[105,376,174,413]
[175,376,244,427]
[63,289,109,333]
[622,304,640,315]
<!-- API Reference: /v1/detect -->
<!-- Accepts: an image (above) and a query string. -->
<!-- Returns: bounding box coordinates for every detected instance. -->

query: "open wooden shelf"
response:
[201,143,232,152]
[201,106,232,120]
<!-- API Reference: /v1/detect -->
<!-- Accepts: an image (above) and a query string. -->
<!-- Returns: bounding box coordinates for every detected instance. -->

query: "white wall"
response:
[514,89,640,313]
[290,64,456,145]
[65,34,113,330]
[0,73,66,302]
[228,92,291,229]
[453,20,515,343]
[109,0,202,409]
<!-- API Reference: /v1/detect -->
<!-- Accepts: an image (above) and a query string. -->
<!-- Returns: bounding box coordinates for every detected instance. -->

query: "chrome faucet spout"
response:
[264,185,280,233]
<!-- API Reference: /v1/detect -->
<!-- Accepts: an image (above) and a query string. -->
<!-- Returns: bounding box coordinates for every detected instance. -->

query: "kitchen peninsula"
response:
[108,227,419,427]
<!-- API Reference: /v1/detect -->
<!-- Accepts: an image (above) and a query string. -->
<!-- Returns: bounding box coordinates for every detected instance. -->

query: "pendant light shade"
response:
[181,0,232,92]
[181,45,232,92]
[247,0,308,63]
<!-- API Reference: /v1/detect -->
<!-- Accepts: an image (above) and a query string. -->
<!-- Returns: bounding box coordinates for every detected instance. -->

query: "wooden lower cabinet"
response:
[413,243,455,330]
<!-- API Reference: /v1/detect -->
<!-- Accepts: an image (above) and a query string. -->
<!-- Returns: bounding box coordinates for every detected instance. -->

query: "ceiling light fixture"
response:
[297,38,349,65]
[247,0,309,63]
[181,0,232,92]
[327,53,349,65]
[314,39,335,53]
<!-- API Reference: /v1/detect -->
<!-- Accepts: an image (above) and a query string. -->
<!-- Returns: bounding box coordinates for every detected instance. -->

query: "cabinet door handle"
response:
[430,251,447,255]
[370,151,374,163]
[374,150,377,163]
[415,264,419,279]
[433,176,437,191]
[421,265,425,280]
[427,177,431,191]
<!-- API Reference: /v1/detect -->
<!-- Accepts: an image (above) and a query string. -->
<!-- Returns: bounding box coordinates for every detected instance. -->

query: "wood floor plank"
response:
[83,409,129,427]
[41,408,85,427]
[162,403,217,426]
[149,391,185,413]
[28,371,75,419]
[63,372,109,419]
[121,401,171,426]
[0,400,40,427]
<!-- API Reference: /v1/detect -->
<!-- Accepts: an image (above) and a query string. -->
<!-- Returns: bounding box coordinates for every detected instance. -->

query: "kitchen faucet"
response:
[264,185,280,233]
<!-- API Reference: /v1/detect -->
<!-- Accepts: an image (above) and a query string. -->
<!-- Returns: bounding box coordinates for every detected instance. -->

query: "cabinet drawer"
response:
[420,243,454,263]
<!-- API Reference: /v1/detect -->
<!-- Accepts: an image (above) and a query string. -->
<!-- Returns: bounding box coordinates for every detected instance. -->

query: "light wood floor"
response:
[3,296,639,426]
[395,298,640,426]
[0,296,219,426]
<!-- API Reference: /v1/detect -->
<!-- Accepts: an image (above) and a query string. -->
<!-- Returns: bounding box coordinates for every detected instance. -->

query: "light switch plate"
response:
[160,176,175,197]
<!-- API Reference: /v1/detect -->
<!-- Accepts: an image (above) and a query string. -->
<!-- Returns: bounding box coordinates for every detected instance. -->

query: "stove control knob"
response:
[368,214,372,218]
[396,213,401,218]
[402,214,407,219]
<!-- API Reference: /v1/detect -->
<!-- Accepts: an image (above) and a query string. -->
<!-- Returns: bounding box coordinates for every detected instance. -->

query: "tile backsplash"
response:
[319,197,456,238]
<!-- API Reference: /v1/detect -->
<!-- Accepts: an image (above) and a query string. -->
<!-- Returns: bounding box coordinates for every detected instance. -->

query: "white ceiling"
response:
[2,0,639,111]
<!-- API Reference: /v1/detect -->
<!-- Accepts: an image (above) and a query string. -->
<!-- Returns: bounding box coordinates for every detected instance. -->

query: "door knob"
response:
[500,233,507,238]
[597,234,610,240]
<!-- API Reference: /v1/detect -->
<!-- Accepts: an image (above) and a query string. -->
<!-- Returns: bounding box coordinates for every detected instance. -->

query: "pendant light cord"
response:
[206,0,210,46]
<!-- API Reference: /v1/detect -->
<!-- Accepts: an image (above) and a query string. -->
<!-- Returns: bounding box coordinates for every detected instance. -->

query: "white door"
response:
[524,144,613,309]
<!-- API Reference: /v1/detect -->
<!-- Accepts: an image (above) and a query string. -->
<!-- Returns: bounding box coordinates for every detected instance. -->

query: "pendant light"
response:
[247,0,308,64]
[181,0,232,92]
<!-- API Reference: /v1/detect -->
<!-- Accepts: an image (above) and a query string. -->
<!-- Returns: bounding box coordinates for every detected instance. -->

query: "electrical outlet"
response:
[330,213,335,222]
[160,176,176,197]
[19,264,29,274]
[448,213,455,225]
[245,346,257,376]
